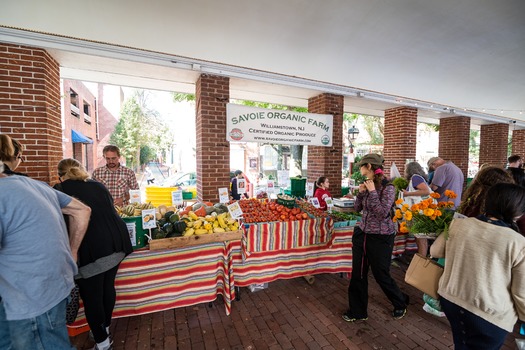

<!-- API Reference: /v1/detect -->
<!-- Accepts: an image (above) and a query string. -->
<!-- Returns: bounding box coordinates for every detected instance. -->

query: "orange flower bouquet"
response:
[393,190,457,238]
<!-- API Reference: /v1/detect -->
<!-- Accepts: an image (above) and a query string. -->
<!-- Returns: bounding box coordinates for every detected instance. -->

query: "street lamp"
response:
[347,126,360,178]
[348,125,360,142]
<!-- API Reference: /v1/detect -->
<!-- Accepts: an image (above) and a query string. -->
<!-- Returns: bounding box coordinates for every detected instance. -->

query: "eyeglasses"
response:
[17,155,26,163]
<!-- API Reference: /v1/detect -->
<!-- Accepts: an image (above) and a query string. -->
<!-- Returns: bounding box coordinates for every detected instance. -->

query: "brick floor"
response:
[71,254,522,349]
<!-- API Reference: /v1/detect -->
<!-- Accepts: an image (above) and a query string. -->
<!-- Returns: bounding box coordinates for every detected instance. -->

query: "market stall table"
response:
[232,218,353,287]
[68,240,236,332]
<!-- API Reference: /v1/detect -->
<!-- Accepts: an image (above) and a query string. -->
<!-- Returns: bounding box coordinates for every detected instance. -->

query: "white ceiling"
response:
[1,0,524,126]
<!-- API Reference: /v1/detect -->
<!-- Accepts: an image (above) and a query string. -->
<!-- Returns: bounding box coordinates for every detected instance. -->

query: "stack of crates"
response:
[290,177,307,198]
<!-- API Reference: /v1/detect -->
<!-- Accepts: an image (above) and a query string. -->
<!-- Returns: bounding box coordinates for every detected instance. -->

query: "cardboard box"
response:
[149,230,243,250]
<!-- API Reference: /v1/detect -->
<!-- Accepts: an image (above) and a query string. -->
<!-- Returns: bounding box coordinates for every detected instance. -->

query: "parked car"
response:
[162,172,197,188]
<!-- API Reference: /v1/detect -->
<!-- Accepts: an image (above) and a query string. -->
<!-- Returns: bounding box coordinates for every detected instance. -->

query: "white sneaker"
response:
[423,303,445,317]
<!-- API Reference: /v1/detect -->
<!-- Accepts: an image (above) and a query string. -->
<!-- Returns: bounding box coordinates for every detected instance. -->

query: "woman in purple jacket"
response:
[343,153,408,322]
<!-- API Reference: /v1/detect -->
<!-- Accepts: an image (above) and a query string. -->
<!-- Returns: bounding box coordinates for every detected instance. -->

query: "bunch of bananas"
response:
[181,211,240,236]
[116,202,155,217]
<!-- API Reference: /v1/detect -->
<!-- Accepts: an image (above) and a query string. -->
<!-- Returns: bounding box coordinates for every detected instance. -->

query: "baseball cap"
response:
[427,157,440,168]
[357,153,384,167]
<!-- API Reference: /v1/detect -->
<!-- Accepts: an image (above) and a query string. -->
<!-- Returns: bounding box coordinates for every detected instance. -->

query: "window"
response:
[70,89,79,117]
[83,100,91,124]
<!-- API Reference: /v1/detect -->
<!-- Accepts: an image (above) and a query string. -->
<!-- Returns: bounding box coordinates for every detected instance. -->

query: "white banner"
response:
[226,104,333,146]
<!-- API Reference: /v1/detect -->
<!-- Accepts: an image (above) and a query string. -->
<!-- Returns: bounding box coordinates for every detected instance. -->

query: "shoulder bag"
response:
[404,253,443,299]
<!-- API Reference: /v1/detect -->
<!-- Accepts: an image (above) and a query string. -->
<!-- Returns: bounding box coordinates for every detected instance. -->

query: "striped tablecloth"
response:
[69,240,236,329]
[393,233,418,255]
[243,217,334,254]
[232,226,353,287]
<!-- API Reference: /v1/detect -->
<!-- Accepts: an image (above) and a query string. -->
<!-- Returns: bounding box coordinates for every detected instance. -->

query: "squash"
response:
[203,201,214,207]
[194,206,206,217]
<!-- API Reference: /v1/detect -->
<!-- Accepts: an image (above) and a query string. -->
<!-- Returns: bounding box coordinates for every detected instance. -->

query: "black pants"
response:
[76,265,120,343]
[147,179,155,184]
[347,227,406,318]
[440,297,507,349]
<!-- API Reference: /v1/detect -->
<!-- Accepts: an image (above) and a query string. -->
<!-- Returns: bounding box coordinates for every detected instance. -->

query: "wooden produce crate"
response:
[149,230,243,250]
[332,206,356,213]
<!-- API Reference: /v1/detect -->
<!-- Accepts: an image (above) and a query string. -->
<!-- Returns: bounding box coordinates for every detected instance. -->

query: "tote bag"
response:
[404,175,433,206]
[404,253,444,299]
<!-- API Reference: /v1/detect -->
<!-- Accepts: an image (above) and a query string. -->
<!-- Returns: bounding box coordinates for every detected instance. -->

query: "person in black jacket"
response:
[55,158,132,350]
[230,170,249,200]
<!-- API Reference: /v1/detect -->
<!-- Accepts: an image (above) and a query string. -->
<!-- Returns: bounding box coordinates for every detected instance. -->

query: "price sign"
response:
[306,182,314,197]
[309,197,320,208]
[141,208,156,230]
[171,190,183,206]
[267,180,275,194]
[129,190,141,204]
[237,179,246,194]
[325,197,334,212]
[227,201,243,219]
[218,187,230,203]
[277,170,289,187]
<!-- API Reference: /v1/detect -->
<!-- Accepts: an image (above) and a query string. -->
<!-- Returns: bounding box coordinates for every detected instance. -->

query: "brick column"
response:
[511,129,525,160]
[383,107,418,177]
[307,93,344,197]
[438,116,470,179]
[195,74,230,202]
[0,43,62,184]
[479,123,509,168]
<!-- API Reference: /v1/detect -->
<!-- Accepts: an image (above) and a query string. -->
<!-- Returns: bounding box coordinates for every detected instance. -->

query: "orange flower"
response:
[411,204,420,211]
[404,211,413,221]
[429,203,437,209]
[420,201,429,209]
[430,192,441,199]
[437,202,447,208]
[435,209,442,217]
[445,190,457,199]
[399,222,409,233]
[395,198,404,205]
[447,201,455,207]
[423,208,435,217]
[401,206,407,213]
[402,203,409,209]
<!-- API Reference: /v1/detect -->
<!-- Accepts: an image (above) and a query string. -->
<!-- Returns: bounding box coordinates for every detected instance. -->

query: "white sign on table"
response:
[218,187,230,203]
[267,180,275,194]
[171,190,183,206]
[226,104,334,146]
[237,178,246,194]
[141,208,156,230]
[227,201,243,219]
[306,182,314,197]
[325,197,334,212]
[309,197,320,208]
[129,190,141,204]
[277,170,289,187]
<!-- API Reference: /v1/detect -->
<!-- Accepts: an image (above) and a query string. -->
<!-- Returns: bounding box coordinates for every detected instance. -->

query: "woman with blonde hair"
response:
[55,158,132,350]
[0,134,26,176]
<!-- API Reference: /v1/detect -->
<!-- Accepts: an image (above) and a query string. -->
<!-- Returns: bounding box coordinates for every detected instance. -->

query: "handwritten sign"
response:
[171,190,183,206]
[218,187,230,203]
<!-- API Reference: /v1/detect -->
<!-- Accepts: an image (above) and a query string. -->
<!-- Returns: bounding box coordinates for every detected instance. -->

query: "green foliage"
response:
[110,90,172,170]
[172,93,195,103]
[140,145,156,165]
[392,177,409,192]
[363,116,384,145]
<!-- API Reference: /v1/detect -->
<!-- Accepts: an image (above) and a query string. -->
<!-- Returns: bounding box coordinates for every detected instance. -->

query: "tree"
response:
[111,90,172,171]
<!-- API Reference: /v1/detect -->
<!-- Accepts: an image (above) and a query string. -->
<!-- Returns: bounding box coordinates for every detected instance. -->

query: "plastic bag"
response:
[422,293,445,317]
[390,162,401,180]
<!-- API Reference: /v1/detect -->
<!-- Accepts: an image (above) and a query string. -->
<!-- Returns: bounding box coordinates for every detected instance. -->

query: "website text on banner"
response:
[226,104,333,146]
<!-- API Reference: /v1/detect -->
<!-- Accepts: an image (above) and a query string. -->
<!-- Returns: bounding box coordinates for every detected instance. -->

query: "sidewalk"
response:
[71,254,521,349]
